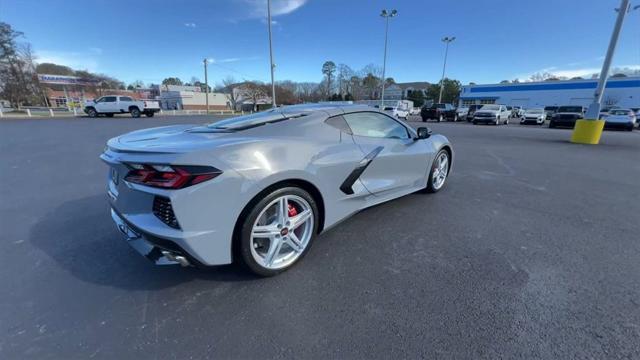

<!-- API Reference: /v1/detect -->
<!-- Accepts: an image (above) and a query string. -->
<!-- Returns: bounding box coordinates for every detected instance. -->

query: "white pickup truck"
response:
[84,95,160,118]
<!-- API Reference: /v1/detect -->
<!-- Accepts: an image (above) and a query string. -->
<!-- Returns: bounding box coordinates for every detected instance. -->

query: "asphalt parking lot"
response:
[1,115,639,359]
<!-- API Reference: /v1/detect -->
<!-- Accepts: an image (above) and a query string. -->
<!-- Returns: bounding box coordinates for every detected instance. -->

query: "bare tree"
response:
[0,22,42,107]
[242,81,267,112]
[222,76,239,110]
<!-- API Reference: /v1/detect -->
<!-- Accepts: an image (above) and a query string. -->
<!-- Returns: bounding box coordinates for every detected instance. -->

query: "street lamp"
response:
[572,0,631,144]
[267,0,276,107]
[203,58,209,114]
[380,9,397,108]
[438,36,455,104]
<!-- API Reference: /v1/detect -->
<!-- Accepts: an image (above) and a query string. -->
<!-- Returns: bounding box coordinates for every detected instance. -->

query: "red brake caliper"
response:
[287,203,298,217]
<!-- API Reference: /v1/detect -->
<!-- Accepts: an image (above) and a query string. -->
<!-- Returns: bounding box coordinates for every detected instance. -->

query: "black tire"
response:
[495,117,500,125]
[145,112,155,118]
[549,121,555,128]
[130,108,141,118]
[421,117,427,122]
[105,113,114,118]
[87,108,97,118]
[472,120,478,125]
[425,149,450,193]
[237,186,319,277]
[504,118,509,125]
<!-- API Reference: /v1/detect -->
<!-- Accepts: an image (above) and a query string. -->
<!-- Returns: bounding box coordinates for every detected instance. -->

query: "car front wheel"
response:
[238,187,318,277]
[425,149,450,193]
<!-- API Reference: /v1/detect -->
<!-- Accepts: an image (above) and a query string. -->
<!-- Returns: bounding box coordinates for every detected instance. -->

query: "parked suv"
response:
[549,106,585,128]
[472,104,511,125]
[421,103,458,122]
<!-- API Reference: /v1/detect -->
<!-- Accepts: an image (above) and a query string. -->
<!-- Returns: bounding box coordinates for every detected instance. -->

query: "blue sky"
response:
[2,0,639,86]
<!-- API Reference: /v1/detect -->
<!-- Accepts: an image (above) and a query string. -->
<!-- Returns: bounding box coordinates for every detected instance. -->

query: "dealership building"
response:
[459,76,640,109]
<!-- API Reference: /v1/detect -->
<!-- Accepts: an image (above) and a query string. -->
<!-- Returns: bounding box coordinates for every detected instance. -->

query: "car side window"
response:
[105,96,117,102]
[95,97,104,103]
[324,115,353,134]
[119,96,133,102]
[343,112,409,139]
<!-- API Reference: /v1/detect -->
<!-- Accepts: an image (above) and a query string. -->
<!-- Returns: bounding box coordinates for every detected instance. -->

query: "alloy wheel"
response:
[431,152,449,190]
[249,195,314,270]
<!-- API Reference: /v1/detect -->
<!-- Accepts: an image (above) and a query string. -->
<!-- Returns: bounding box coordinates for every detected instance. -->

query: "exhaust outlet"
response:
[161,250,191,267]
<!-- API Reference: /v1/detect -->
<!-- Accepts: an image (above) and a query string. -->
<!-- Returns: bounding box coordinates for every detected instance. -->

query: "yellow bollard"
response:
[571,119,605,145]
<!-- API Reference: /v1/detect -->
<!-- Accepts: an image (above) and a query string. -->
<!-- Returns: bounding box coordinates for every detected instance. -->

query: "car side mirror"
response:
[416,127,432,140]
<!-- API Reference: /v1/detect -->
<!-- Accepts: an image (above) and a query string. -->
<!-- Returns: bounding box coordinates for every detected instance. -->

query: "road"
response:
[1,115,639,359]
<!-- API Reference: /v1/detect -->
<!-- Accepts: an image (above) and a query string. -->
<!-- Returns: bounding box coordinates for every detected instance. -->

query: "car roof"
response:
[279,103,372,116]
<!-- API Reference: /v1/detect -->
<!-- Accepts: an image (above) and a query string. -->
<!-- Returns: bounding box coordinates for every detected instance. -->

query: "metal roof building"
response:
[459,77,640,109]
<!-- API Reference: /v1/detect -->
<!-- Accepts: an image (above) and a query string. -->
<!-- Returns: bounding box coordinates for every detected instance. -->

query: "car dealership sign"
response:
[37,74,100,86]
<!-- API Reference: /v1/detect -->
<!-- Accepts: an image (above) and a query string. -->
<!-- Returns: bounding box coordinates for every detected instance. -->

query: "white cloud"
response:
[242,0,308,18]
[516,64,640,81]
[208,56,261,64]
[184,22,197,28]
[35,49,100,72]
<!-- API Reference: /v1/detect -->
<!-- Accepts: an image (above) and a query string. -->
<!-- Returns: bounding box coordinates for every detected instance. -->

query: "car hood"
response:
[107,124,249,153]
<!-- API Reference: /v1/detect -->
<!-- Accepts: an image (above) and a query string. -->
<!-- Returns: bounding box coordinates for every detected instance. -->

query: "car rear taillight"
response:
[124,164,222,189]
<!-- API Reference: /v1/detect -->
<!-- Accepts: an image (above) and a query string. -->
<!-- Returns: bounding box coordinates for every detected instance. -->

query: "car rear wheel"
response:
[426,149,450,193]
[130,108,141,118]
[239,187,318,277]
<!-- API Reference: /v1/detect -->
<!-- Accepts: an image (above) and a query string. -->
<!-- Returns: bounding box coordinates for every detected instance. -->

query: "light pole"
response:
[380,9,397,108]
[438,36,455,104]
[203,58,209,114]
[572,0,631,144]
[267,0,276,107]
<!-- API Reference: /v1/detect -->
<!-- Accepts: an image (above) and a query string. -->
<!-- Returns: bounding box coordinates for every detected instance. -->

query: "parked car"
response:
[544,106,559,120]
[101,104,453,276]
[520,108,546,125]
[421,103,458,122]
[456,106,469,119]
[383,106,409,119]
[604,108,637,131]
[472,104,511,125]
[548,106,585,128]
[466,104,484,122]
[84,96,160,118]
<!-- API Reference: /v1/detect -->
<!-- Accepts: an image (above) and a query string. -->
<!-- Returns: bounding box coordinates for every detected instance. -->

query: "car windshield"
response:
[609,109,630,115]
[544,106,558,111]
[558,106,582,113]
[526,109,544,114]
[482,105,501,110]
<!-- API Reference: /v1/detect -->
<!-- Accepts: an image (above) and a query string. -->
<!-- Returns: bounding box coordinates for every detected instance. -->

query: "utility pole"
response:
[203,58,210,114]
[572,0,631,144]
[438,36,455,104]
[379,9,397,108]
[267,0,276,107]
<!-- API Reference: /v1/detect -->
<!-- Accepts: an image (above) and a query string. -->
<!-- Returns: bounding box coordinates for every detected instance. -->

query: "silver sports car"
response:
[101,104,453,276]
